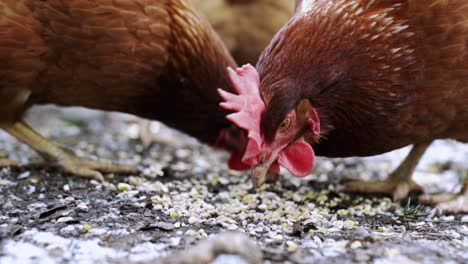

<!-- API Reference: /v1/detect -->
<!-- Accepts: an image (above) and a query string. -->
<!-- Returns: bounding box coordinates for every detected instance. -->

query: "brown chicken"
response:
[139,0,295,146]
[219,0,468,212]
[191,0,295,65]
[0,0,239,180]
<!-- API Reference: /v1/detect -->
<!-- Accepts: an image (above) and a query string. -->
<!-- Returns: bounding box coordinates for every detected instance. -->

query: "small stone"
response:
[190,188,199,198]
[460,215,468,223]
[188,217,198,225]
[354,227,370,239]
[185,229,197,236]
[198,229,208,237]
[17,171,31,179]
[459,225,468,235]
[441,215,455,222]
[149,181,169,193]
[170,237,181,246]
[218,177,230,185]
[90,180,100,186]
[65,197,75,203]
[63,184,70,192]
[258,204,268,211]
[227,224,238,230]
[349,241,363,249]
[343,220,358,229]
[286,241,298,251]
[155,222,175,231]
[272,234,283,241]
[77,202,89,211]
[57,217,74,223]
[117,183,132,191]
[319,228,329,235]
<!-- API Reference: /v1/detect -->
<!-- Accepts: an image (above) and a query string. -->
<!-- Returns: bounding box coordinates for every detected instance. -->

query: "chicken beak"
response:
[251,152,279,188]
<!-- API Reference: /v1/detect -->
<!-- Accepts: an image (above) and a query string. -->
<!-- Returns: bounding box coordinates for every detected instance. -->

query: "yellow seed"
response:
[128,177,140,186]
[337,209,349,216]
[343,220,357,229]
[83,224,93,231]
[286,241,298,251]
[170,210,179,219]
[185,229,197,236]
[117,183,132,191]
[30,178,39,184]
[319,228,329,235]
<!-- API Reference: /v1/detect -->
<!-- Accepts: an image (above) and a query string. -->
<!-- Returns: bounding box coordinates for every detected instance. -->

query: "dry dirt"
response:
[0,106,467,264]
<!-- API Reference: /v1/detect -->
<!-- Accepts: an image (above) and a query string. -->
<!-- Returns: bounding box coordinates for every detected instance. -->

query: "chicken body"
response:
[0,0,237,179]
[259,0,468,155]
[139,0,295,147]
[191,0,295,65]
[222,0,468,212]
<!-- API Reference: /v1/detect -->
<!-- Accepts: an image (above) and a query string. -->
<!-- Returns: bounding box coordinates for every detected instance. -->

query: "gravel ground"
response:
[0,106,467,264]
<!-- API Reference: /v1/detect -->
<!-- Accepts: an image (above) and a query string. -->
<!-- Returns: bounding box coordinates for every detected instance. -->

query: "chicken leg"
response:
[0,159,19,167]
[2,121,138,181]
[138,119,154,148]
[419,178,468,213]
[343,142,430,200]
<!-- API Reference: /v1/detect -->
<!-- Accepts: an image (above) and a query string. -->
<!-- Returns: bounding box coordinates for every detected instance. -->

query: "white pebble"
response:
[350,241,362,249]
[461,215,468,223]
[57,217,74,223]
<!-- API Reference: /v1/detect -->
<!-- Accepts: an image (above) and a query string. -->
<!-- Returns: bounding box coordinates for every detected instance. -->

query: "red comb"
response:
[218,64,265,165]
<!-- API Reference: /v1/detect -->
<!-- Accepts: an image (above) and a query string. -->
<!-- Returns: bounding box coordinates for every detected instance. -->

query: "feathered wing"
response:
[397,0,468,140]
[0,0,236,180]
[0,1,49,124]
[20,0,172,111]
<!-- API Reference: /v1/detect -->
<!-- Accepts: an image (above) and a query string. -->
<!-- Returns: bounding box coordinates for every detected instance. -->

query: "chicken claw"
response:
[343,178,423,200]
[52,150,137,181]
[3,121,137,181]
[138,119,154,148]
[0,159,19,167]
[419,181,468,213]
[344,142,430,200]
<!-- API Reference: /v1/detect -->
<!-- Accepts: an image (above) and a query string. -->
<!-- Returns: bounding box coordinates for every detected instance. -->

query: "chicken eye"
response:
[279,118,291,131]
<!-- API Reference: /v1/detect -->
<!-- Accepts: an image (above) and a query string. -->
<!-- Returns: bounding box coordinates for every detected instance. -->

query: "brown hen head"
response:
[218,65,319,185]
[219,0,420,187]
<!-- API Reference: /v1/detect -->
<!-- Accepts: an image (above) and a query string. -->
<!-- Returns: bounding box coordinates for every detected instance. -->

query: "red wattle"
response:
[277,139,315,177]
[228,152,250,170]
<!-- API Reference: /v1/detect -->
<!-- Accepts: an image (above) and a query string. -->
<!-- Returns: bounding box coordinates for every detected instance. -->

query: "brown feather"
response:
[0,0,237,144]
[257,0,468,156]
[191,0,295,64]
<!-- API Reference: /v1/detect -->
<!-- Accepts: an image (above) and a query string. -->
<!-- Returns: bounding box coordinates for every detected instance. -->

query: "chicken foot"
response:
[343,142,431,200]
[0,159,19,167]
[138,119,154,148]
[419,178,468,213]
[2,121,138,181]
